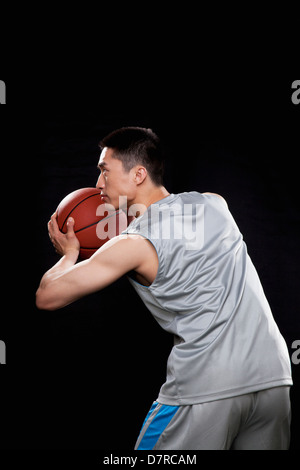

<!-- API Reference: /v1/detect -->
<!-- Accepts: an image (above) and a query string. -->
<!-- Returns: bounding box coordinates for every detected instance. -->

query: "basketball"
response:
[56,187,128,259]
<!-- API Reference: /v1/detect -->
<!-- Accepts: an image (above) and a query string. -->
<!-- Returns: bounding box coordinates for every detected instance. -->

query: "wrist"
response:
[64,248,80,263]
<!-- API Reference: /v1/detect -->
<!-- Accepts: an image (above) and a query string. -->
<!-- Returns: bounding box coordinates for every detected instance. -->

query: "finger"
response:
[49,212,60,235]
[48,221,53,239]
[51,212,58,225]
[48,220,55,238]
[66,217,75,234]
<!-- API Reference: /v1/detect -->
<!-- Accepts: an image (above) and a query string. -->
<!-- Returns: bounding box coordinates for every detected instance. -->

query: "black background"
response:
[0,70,299,457]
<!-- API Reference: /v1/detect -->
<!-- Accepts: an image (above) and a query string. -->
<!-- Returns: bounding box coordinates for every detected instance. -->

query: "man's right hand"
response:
[48,212,80,257]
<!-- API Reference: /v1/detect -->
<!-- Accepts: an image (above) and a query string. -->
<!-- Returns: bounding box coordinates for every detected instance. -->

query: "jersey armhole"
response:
[125,233,164,289]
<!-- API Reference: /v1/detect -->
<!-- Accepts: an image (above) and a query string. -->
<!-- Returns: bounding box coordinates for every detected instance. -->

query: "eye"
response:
[98,167,108,175]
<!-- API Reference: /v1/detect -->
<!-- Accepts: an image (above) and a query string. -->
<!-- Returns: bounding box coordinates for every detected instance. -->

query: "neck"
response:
[129,186,170,217]
[144,186,170,207]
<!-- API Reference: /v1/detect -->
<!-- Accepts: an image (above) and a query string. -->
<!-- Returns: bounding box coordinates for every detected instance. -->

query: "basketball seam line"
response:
[74,210,123,234]
[80,210,124,250]
[60,192,101,232]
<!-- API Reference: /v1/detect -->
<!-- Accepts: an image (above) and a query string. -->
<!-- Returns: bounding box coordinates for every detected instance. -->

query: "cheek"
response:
[117,174,132,194]
[108,171,134,200]
[121,180,135,199]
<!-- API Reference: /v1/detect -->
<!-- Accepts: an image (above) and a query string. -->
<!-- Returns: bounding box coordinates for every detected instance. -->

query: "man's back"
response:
[123,192,292,405]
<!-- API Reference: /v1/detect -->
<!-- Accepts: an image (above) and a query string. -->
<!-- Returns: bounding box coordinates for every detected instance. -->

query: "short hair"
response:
[99,127,164,186]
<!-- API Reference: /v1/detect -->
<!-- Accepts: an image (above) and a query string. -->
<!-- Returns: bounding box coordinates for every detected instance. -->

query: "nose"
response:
[96,172,105,190]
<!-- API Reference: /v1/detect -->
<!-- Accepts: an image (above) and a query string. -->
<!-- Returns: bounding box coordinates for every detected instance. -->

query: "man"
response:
[36,127,292,450]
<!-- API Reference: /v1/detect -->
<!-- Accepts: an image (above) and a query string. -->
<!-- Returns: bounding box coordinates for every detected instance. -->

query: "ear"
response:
[134,166,147,185]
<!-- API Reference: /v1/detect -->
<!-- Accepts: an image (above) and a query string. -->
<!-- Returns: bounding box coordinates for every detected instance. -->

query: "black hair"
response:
[99,127,164,186]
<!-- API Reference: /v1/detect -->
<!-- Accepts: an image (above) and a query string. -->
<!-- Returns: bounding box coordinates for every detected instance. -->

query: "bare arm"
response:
[36,235,153,310]
[36,214,157,310]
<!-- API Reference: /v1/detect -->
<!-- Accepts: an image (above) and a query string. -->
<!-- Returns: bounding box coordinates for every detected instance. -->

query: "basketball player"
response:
[36,127,292,450]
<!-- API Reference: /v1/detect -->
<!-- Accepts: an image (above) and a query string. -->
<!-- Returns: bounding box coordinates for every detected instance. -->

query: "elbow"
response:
[35,287,59,311]
[35,288,46,310]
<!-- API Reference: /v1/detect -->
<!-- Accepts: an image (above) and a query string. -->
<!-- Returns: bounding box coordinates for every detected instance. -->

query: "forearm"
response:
[36,250,79,309]
[40,249,79,285]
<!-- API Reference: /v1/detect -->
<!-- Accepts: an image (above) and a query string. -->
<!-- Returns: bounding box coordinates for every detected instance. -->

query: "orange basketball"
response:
[56,187,127,259]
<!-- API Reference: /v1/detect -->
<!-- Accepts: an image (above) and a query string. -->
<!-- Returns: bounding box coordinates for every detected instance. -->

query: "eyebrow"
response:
[97,161,108,169]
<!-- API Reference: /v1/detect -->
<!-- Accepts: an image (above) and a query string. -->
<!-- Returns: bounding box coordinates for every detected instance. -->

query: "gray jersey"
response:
[122,192,292,405]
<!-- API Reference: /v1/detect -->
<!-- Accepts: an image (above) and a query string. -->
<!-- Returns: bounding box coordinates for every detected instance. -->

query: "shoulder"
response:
[202,192,228,206]
[202,192,225,199]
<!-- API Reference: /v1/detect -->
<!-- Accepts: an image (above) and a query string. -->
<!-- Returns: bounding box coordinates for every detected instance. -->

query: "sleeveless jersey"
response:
[122,192,292,405]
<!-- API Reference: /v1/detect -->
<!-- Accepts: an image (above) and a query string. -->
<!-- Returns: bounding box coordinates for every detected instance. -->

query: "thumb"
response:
[66,217,75,233]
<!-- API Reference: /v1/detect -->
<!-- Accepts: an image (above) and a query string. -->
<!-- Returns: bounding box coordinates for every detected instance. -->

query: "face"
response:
[96,147,136,210]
